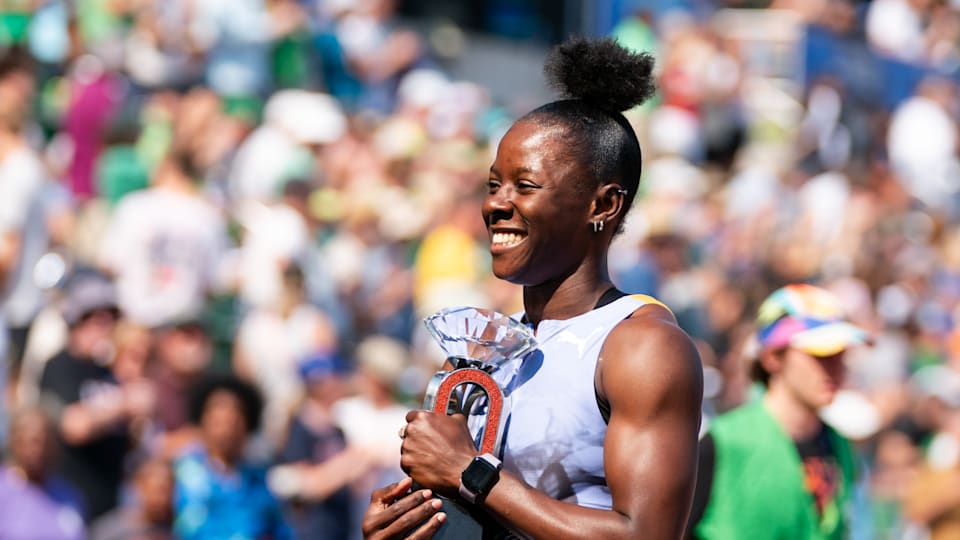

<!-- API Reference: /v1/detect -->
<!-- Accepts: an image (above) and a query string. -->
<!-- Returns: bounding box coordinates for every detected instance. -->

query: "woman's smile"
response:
[490,231,528,250]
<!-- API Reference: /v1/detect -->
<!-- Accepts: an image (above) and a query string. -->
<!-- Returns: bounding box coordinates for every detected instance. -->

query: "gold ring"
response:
[398,425,407,439]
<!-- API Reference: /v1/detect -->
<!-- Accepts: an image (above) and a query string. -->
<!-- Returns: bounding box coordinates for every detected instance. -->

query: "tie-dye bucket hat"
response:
[756,284,869,357]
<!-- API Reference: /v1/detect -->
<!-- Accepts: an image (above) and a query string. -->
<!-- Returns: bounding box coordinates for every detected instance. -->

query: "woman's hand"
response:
[362,477,446,540]
[400,411,477,497]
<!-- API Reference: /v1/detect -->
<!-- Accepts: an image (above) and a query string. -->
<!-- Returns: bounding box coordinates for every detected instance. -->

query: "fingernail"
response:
[421,489,432,499]
[436,513,446,523]
[431,499,442,510]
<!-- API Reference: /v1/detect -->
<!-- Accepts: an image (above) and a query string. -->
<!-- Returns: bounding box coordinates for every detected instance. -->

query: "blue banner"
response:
[803,24,954,110]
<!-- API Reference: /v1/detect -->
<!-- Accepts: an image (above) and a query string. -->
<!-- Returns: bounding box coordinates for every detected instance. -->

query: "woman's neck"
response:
[522,256,612,328]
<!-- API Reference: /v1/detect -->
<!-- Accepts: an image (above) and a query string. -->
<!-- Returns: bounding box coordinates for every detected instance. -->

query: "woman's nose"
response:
[483,189,514,223]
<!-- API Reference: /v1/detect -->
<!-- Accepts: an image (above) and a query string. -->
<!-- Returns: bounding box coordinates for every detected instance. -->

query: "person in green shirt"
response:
[687,283,869,540]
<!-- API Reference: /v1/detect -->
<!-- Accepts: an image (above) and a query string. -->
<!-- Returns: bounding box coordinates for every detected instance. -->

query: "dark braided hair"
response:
[523,37,655,229]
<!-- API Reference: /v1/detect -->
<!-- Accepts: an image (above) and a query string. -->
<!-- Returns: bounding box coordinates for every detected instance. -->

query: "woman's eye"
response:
[487,179,501,191]
[518,181,538,191]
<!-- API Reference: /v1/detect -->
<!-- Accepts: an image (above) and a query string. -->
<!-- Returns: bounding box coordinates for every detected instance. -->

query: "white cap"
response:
[265,90,347,145]
[397,69,450,110]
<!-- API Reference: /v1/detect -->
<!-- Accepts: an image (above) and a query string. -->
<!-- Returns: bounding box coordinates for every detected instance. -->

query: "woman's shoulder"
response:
[600,306,702,401]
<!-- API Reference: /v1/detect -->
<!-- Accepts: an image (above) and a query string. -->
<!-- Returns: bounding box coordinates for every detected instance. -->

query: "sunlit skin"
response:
[482,120,632,324]
[362,118,704,540]
[483,122,594,286]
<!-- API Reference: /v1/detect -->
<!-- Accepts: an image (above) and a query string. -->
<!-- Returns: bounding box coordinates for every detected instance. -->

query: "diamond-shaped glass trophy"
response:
[416,307,537,539]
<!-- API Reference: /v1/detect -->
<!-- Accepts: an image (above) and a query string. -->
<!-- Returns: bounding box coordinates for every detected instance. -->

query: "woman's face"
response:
[482,120,593,285]
[201,390,249,461]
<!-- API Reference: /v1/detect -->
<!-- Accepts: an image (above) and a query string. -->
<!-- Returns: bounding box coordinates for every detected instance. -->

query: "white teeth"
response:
[492,232,526,246]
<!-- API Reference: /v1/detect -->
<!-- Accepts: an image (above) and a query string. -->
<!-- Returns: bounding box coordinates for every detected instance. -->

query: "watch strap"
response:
[459,453,502,504]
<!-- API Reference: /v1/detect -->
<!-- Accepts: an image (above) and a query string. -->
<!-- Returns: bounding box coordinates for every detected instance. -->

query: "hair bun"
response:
[544,37,656,112]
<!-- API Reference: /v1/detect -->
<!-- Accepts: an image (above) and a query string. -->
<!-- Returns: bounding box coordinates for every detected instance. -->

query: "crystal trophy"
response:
[415,307,537,539]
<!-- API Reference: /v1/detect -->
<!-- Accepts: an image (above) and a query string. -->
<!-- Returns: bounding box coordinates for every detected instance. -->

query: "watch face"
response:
[462,457,500,495]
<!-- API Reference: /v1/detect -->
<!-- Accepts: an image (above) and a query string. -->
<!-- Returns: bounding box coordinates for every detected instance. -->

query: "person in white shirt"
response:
[0,51,45,301]
[99,144,229,328]
[0,49,46,430]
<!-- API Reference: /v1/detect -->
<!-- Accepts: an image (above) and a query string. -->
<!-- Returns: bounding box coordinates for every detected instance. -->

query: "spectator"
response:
[412,197,488,319]
[4,182,74,396]
[332,0,423,112]
[146,318,213,457]
[234,263,337,450]
[332,334,409,538]
[110,321,152,386]
[235,180,313,309]
[191,0,272,100]
[172,375,290,540]
[333,335,409,471]
[38,272,147,522]
[886,77,960,213]
[89,458,175,540]
[62,54,123,200]
[270,354,374,540]
[0,407,85,540]
[98,142,229,328]
[228,89,346,213]
[688,284,870,539]
[902,365,960,539]
[0,48,44,376]
[862,422,925,540]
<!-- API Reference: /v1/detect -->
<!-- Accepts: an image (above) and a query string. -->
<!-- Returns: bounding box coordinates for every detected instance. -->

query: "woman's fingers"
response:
[363,481,445,540]
[407,511,447,540]
[363,479,417,536]
[378,496,444,538]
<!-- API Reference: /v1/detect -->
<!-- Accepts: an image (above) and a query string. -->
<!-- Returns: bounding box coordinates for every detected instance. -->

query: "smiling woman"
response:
[361,37,704,540]
[481,38,652,292]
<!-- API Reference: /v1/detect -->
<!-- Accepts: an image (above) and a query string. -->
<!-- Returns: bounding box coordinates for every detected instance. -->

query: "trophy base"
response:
[408,495,513,540]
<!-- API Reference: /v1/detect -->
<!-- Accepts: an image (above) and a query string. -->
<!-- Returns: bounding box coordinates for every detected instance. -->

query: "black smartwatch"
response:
[459,453,502,504]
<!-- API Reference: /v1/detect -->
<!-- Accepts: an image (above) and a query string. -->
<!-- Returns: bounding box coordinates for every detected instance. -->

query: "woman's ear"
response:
[590,183,628,227]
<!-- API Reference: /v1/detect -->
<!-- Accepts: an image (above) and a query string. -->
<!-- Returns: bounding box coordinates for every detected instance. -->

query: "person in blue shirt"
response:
[173,375,291,540]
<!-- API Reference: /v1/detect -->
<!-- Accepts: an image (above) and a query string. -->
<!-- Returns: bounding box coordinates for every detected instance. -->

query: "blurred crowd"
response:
[2,0,960,538]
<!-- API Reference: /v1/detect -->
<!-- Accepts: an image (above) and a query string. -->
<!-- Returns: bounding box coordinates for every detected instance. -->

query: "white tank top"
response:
[485,295,662,510]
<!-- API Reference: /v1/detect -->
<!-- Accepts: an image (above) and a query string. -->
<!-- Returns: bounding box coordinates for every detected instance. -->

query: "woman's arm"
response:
[397,306,703,539]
